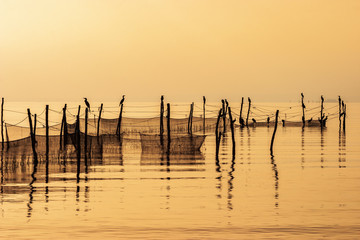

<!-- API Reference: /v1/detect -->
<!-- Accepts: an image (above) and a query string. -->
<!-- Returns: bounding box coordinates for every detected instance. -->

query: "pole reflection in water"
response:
[338,130,346,168]
[27,154,38,219]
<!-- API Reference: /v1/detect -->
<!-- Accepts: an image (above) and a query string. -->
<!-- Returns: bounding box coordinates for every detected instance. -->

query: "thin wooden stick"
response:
[270,110,279,156]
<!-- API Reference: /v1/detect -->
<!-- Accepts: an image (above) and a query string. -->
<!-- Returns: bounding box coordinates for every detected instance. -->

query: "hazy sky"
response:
[1,0,359,102]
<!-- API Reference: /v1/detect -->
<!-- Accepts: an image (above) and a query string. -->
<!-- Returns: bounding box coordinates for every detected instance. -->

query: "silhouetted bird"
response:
[308,118,312,123]
[267,116,270,123]
[252,118,256,123]
[119,95,125,105]
[84,98,90,110]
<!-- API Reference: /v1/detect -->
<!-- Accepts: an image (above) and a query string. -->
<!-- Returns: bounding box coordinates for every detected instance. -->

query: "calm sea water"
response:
[1,101,360,239]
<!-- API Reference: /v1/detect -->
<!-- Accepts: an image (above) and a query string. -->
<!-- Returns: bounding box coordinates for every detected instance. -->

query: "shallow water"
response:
[1,102,360,239]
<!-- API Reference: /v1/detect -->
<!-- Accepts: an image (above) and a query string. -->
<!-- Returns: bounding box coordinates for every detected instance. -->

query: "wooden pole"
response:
[239,97,244,127]
[63,104,68,146]
[215,108,222,158]
[222,99,226,133]
[85,107,88,153]
[1,97,4,150]
[188,102,194,134]
[342,102,346,132]
[228,107,235,156]
[166,103,171,154]
[203,96,206,134]
[338,96,342,128]
[116,103,123,136]
[46,105,49,157]
[301,93,305,127]
[5,123,9,149]
[33,114,37,136]
[160,96,164,147]
[97,103,103,137]
[270,110,279,156]
[320,95,324,128]
[246,97,251,127]
[76,105,81,156]
[27,109,37,157]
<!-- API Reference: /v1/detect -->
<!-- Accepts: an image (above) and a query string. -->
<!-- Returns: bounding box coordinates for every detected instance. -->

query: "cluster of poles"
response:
[0,94,348,158]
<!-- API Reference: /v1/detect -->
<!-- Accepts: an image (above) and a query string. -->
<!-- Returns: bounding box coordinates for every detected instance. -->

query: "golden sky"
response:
[1,0,359,102]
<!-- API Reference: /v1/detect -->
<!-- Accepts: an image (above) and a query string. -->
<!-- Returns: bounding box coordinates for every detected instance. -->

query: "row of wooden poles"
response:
[0,95,348,154]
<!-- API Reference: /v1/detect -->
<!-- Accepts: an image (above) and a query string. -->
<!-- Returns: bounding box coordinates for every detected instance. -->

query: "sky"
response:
[0,0,359,102]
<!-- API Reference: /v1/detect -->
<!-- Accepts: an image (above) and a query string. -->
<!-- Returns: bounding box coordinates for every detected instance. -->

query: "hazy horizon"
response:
[1,0,359,102]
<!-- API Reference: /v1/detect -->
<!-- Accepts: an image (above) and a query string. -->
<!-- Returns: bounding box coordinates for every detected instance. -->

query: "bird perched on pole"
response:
[119,95,125,106]
[84,98,90,111]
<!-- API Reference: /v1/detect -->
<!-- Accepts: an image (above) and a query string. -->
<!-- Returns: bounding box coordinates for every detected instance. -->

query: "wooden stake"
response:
[5,123,9,149]
[166,103,171,154]
[188,102,194,134]
[85,107,88,154]
[46,105,49,157]
[27,109,37,157]
[116,103,123,136]
[320,95,324,128]
[97,103,103,137]
[239,97,244,127]
[342,102,346,132]
[76,105,81,156]
[203,96,206,134]
[246,97,251,127]
[215,108,222,158]
[160,96,164,146]
[222,99,226,133]
[228,107,235,156]
[301,93,305,127]
[270,110,279,156]
[338,96,342,128]
[0,98,3,150]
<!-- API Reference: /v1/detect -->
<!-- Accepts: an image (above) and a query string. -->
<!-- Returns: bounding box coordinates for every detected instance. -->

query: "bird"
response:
[84,98,90,111]
[307,118,313,123]
[252,118,257,123]
[119,95,125,106]
[267,116,270,123]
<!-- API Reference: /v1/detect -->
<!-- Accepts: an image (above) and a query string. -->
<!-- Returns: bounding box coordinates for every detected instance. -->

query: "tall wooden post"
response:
[85,107,88,153]
[215,108,222,158]
[342,102,346,132]
[320,95,324,128]
[301,93,305,127]
[228,107,235,156]
[239,97,244,127]
[166,103,171,154]
[1,97,4,150]
[270,110,279,156]
[222,99,226,133]
[33,114,37,136]
[27,109,37,158]
[203,96,206,134]
[76,105,81,156]
[188,102,194,134]
[160,96,164,147]
[63,104,68,145]
[246,97,251,127]
[45,105,49,157]
[338,96,342,128]
[116,103,123,136]
[97,103,103,137]
[5,123,9,149]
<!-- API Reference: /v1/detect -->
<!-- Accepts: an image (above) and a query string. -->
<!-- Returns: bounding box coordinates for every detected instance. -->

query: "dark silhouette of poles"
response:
[166,103,171,155]
[338,96,342,128]
[160,96,164,146]
[76,105,81,158]
[27,109,37,158]
[45,105,49,157]
[215,108,223,159]
[60,104,68,147]
[228,107,236,156]
[203,96,206,134]
[116,101,124,137]
[222,99,226,133]
[188,102,194,135]
[301,93,305,128]
[97,103,103,137]
[1,97,4,150]
[239,97,244,127]
[320,95,324,128]
[246,97,251,127]
[85,107,88,157]
[270,110,279,156]
[342,101,346,132]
